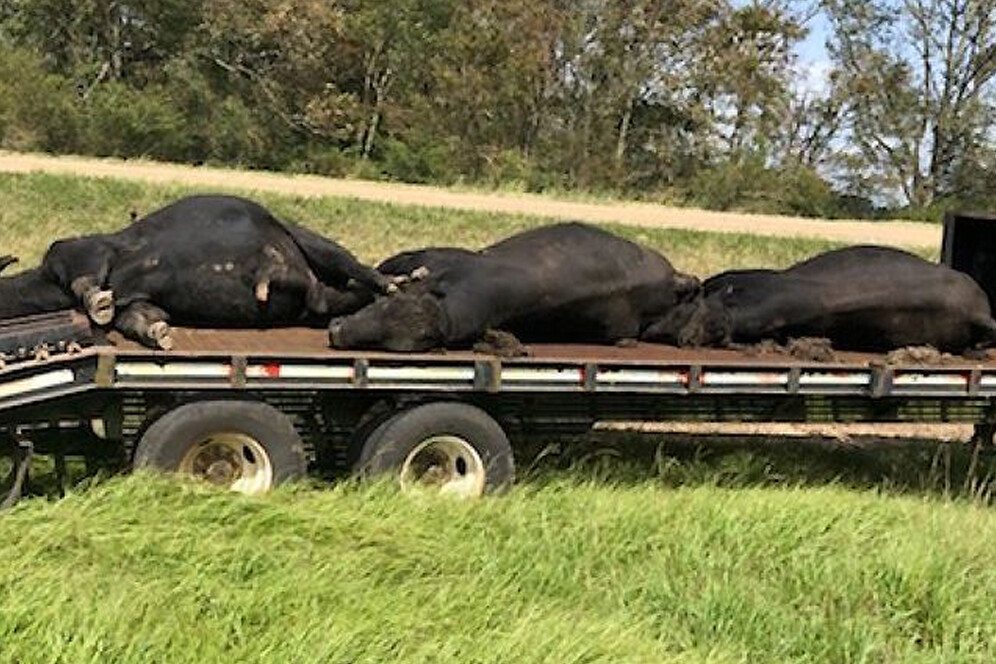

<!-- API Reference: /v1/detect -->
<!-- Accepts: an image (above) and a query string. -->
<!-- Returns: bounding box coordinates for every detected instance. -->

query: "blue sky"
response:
[795,12,831,94]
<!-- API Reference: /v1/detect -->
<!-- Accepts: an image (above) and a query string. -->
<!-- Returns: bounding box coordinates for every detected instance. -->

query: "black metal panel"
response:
[942,210,996,308]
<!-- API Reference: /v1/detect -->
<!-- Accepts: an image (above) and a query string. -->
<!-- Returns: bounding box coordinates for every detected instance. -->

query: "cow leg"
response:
[70,277,115,326]
[307,282,376,317]
[387,266,432,290]
[253,249,372,318]
[253,245,294,304]
[43,237,117,326]
[115,301,173,350]
[0,256,18,275]
[284,223,393,294]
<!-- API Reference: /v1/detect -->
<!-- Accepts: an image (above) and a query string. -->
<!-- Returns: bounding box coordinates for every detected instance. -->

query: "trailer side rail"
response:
[0,351,99,412]
[99,352,996,399]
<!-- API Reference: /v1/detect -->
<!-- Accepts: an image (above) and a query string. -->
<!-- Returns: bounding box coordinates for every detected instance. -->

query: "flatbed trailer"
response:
[2,209,995,502]
[2,324,996,501]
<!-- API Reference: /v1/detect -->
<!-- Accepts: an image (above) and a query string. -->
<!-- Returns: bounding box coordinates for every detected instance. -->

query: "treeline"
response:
[2,0,996,220]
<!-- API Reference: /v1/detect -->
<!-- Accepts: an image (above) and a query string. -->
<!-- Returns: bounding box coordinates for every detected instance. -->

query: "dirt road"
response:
[0,151,941,249]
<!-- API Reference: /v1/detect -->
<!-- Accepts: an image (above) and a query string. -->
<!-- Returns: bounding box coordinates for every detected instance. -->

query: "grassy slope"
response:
[0,172,981,663]
[0,171,889,275]
[3,476,996,664]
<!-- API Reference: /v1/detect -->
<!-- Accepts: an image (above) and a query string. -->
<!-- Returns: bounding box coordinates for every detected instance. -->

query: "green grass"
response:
[2,474,996,663]
[0,171,979,663]
[0,171,915,277]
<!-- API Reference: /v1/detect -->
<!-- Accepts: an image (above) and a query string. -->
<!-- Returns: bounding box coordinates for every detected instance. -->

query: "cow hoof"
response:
[329,321,345,348]
[86,290,115,326]
[255,280,270,303]
[411,266,431,281]
[148,321,174,351]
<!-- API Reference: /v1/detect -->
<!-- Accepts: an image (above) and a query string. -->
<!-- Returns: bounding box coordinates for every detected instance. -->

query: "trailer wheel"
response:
[356,402,514,497]
[134,400,306,495]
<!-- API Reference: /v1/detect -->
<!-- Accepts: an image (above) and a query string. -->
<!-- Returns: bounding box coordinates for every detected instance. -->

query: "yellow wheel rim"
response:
[178,432,273,495]
[399,435,486,498]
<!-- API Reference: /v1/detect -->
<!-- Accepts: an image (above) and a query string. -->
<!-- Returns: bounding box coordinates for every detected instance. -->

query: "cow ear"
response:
[674,273,701,302]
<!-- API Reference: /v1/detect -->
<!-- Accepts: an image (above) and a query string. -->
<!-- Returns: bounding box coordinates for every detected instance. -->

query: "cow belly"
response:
[153,273,305,327]
[782,307,974,352]
[822,310,973,352]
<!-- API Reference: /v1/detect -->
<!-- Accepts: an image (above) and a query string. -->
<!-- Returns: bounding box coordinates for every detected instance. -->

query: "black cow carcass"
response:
[329,222,700,351]
[0,195,390,349]
[643,245,996,353]
[0,256,76,320]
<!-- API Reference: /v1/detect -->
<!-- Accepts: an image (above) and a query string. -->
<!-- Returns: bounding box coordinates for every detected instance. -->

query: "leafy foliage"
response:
[3,0,996,216]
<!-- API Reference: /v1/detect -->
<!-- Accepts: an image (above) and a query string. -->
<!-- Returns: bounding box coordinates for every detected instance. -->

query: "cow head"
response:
[328,289,448,352]
[642,294,731,347]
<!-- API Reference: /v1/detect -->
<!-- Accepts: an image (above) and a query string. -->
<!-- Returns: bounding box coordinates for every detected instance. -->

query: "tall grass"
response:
[1,475,995,663]
[0,172,900,276]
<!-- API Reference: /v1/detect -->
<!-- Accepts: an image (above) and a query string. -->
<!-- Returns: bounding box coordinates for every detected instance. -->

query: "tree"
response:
[825,0,996,206]
[695,0,805,156]
[197,0,356,143]
[339,0,455,159]
[1,0,202,85]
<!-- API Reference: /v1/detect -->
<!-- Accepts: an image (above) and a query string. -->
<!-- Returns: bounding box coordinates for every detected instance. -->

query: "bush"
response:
[202,96,276,167]
[688,156,842,218]
[0,47,80,152]
[377,136,459,184]
[479,148,560,193]
[687,158,751,211]
[288,145,354,177]
[79,83,194,161]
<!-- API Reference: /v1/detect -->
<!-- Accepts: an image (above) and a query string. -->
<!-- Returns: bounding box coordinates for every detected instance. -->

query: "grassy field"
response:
[3,474,996,664]
[0,171,886,276]
[0,171,988,663]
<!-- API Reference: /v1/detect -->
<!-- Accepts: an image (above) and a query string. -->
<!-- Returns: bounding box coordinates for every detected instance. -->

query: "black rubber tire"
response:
[355,401,515,495]
[133,400,306,490]
[973,422,996,446]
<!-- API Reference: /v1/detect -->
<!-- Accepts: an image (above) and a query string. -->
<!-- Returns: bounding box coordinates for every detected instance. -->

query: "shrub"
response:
[688,156,842,218]
[0,47,80,152]
[79,83,194,161]
[377,136,459,184]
